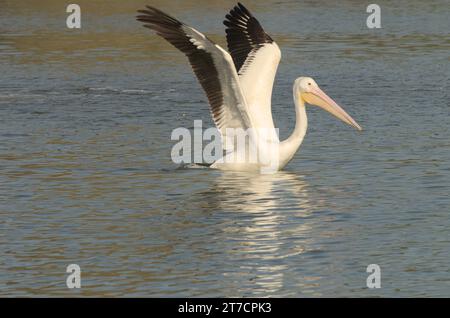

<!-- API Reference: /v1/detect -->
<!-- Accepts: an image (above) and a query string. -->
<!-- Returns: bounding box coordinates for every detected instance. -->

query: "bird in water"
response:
[137,3,362,173]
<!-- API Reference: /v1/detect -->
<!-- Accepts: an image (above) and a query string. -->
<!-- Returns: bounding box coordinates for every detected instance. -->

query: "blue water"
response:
[0,0,449,297]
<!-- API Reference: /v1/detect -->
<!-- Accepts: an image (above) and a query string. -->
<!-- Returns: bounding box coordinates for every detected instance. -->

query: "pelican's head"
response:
[295,77,362,131]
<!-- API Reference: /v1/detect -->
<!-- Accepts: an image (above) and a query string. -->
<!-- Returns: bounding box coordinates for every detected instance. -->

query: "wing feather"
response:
[137,6,252,135]
[224,2,274,74]
[224,3,281,129]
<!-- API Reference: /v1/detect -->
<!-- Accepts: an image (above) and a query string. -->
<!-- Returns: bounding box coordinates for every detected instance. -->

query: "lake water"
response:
[0,0,449,297]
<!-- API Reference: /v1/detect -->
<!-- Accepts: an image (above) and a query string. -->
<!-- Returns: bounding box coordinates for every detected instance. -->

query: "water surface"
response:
[0,0,449,297]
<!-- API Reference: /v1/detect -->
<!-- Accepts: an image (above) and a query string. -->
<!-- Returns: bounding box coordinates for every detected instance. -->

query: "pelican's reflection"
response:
[198,171,319,296]
[201,171,312,212]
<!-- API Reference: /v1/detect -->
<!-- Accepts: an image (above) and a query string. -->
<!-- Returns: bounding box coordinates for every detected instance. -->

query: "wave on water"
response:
[85,87,155,95]
[0,93,47,100]
[0,86,173,100]
[175,163,211,170]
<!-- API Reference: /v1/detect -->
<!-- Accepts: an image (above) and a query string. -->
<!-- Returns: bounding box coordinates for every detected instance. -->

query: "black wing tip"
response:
[223,11,243,27]
[136,6,158,16]
[237,2,252,16]
[136,6,183,27]
[224,3,256,27]
[223,15,235,27]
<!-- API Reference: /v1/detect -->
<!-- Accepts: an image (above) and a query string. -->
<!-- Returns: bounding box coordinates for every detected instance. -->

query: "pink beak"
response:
[306,86,362,131]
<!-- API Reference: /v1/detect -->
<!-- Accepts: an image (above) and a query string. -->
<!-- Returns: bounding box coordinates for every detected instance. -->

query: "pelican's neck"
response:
[279,90,308,168]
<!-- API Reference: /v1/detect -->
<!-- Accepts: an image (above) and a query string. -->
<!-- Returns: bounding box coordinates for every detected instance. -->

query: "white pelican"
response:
[137,3,362,173]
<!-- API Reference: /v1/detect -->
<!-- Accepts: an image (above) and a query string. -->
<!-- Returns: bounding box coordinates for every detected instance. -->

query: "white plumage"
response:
[137,3,361,173]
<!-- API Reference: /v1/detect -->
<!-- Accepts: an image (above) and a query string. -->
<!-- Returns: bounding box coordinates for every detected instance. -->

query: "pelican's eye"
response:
[308,83,311,85]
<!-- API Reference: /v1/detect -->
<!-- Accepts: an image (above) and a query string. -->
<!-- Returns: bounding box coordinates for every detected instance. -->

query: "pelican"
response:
[137,3,362,173]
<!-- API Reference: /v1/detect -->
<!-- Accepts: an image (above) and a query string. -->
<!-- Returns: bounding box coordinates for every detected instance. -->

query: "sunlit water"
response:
[0,0,449,297]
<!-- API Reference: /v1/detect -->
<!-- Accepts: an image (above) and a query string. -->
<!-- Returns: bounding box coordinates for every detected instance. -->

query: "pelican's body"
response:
[137,3,361,173]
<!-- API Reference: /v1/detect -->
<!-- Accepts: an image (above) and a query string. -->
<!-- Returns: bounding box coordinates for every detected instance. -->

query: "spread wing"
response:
[224,2,281,126]
[137,6,253,139]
